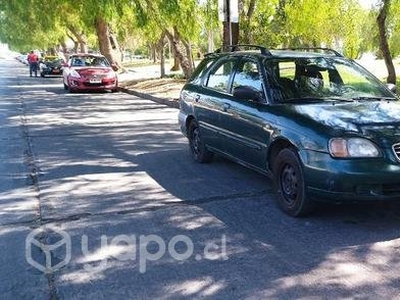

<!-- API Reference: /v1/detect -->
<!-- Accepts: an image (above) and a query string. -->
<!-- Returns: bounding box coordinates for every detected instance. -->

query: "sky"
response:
[359,0,379,9]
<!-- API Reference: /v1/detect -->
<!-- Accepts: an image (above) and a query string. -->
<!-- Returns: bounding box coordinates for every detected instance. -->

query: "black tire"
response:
[188,120,213,163]
[274,148,314,217]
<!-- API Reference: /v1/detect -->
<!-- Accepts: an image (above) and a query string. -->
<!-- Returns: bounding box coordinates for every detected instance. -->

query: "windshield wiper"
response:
[280,97,325,103]
[328,97,354,102]
[351,96,397,101]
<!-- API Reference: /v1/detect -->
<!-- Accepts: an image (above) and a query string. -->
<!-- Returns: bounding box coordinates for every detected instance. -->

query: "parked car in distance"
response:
[62,53,118,93]
[39,55,65,77]
[178,45,400,217]
[15,54,28,65]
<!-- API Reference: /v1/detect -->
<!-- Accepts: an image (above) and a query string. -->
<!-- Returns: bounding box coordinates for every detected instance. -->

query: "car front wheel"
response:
[274,148,314,217]
[188,120,213,163]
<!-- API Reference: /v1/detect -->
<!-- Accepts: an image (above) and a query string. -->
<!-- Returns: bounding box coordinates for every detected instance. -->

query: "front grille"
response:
[392,143,400,161]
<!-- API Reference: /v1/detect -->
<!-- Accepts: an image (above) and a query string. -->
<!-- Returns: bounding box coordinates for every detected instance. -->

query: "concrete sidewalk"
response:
[118,65,184,108]
[118,77,183,109]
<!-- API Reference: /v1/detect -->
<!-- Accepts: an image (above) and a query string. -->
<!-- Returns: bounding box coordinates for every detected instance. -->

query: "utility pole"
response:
[219,0,239,51]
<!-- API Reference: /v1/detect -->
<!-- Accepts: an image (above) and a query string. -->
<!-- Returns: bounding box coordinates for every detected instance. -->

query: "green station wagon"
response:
[178,45,400,217]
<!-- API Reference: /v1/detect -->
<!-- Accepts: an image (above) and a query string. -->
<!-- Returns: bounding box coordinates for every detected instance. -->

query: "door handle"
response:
[222,103,231,111]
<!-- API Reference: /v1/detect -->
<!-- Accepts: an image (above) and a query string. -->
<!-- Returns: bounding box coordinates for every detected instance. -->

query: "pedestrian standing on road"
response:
[27,50,39,77]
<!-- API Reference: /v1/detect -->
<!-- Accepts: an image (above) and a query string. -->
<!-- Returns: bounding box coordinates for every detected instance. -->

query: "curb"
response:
[119,87,179,109]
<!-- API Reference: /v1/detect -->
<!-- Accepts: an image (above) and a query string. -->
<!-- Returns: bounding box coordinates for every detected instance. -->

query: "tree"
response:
[239,0,279,46]
[130,0,203,78]
[377,0,396,84]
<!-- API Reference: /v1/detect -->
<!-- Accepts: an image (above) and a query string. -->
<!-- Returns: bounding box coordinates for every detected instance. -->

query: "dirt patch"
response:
[119,78,186,100]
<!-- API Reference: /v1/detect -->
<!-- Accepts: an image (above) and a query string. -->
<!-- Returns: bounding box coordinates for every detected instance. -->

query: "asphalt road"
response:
[1,57,400,299]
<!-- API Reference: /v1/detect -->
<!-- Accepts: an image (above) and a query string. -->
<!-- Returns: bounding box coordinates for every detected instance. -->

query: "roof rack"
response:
[215,44,272,55]
[279,47,343,57]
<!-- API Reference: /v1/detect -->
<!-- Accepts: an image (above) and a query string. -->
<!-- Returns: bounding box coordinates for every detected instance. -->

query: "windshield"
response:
[265,57,396,103]
[71,56,110,67]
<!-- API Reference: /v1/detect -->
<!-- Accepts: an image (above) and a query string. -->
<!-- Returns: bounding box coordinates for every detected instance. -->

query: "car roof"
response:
[205,45,344,60]
[70,53,105,58]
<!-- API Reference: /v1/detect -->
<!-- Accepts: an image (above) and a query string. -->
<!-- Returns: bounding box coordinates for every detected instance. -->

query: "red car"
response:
[63,54,118,93]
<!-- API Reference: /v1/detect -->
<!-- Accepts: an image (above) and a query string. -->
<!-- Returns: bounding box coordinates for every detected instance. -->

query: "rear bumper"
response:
[178,111,189,137]
[42,69,62,75]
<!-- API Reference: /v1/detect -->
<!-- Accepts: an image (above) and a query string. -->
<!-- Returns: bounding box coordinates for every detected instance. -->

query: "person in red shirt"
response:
[27,50,39,77]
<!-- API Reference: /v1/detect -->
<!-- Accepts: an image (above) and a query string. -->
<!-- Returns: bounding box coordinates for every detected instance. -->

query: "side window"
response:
[232,61,262,93]
[206,59,237,92]
[265,60,298,101]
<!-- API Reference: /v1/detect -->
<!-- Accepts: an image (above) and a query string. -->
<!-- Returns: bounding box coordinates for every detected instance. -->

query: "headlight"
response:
[69,69,81,78]
[329,138,381,158]
[104,71,116,79]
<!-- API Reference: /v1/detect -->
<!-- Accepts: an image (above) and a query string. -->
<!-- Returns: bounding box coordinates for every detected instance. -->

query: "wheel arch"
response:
[267,138,297,172]
[185,115,196,136]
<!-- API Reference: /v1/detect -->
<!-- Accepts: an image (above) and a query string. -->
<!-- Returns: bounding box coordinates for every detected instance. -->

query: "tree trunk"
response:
[157,32,166,78]
[59,40,69,59]
[68,26,88,53]
[151,45,157,63]
[171,57,180,71]
[182,40,194,69]
[66,33,78,53]
[377,0,396,84]
[94,16,122,68]
[165,28,193,79]
[171,30,180,71]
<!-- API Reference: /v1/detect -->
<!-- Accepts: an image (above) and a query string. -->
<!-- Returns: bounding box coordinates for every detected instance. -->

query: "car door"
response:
[193,56,240,152]
[218,58,270,170]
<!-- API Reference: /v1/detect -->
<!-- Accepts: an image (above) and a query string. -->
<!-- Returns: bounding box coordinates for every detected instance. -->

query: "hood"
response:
[75,67,114,76]
[293,100,400,145]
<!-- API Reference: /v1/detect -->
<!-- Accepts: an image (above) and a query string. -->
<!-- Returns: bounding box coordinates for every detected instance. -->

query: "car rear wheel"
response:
[274,148,314,217]
[188,120,213,163]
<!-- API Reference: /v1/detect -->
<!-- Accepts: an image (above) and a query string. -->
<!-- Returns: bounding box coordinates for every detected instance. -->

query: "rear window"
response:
[188,56,216,84]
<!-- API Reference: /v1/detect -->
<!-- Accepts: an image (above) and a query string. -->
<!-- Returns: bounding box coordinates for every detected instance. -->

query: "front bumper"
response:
[68,78,118,91]
[301,150,400,202]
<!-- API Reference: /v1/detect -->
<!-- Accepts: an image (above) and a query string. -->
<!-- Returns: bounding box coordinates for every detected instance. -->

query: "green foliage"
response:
[239,0,280,46]
[1,0,400,66]
[283,0,365,56]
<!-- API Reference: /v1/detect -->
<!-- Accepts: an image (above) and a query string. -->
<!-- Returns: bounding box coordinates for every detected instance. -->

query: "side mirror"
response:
[233,85,263,102]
